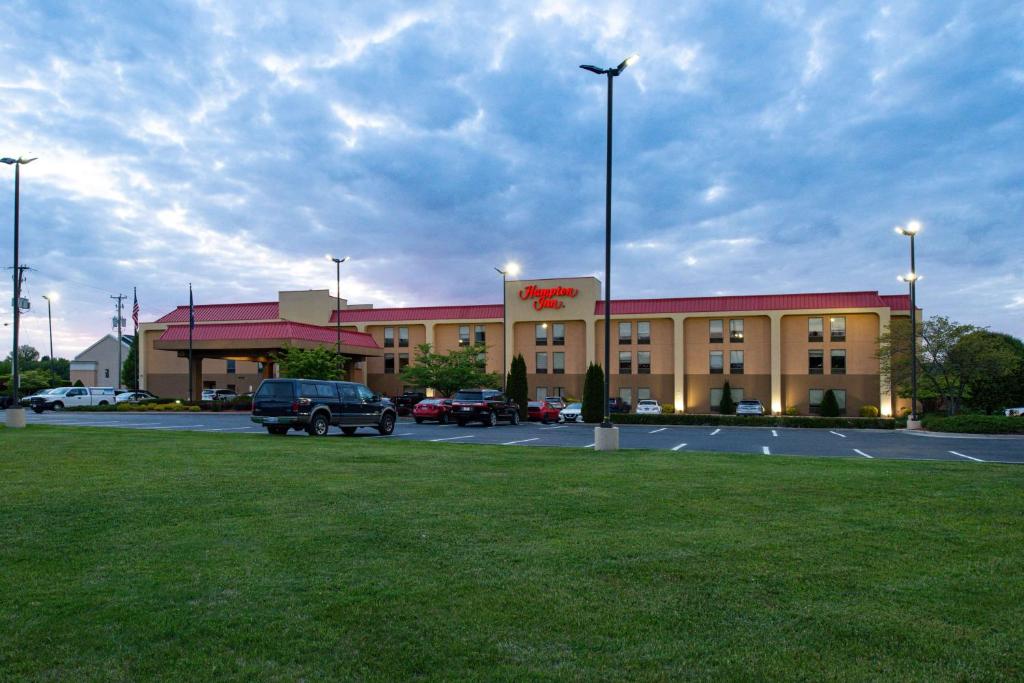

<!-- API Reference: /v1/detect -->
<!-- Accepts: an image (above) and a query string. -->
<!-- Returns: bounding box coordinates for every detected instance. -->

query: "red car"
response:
[412,398,453,424]
[527,400,561,423]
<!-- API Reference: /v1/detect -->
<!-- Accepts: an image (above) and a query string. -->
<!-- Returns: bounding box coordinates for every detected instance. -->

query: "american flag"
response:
[132,287,139,330]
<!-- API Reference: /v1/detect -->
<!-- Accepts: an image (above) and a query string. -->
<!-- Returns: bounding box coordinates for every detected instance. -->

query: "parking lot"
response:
[3,410,1023,463]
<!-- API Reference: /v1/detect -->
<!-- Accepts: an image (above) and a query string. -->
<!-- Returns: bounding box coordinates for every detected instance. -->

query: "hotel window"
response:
[536,352,548,374]
[808,317,823,342]
[226,360,236,374]
[637,387,651,401]
[619,351,632,374]
[475,325,486,344]
[710,351,724,374]
[399,353,410,370]
[384,327,394,347]
[104,368,110,378]
[384,354,395,374]
[619,321,632,344]
[458,325,470,346]
[637,351,651,374]
[831,349,846,375]
[552,387,564,398]
[553,352,565,374]
[709,319,723,343]
[730,350,744,374]
[536,386,548,401]
[830,316,846,342]
[619,387,632,408]
[398,326,409,347]
[552,323,565,346]
[809,389,823,412]
[834,389,847,413]
[535,323,548,345]
[729,319,744,342]
[711,386,743,409]
[476,352,487,367]
[637,321,651,344]
[809,350,824,374]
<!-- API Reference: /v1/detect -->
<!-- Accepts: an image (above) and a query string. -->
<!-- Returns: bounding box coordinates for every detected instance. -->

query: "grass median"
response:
[1,426,1022,680]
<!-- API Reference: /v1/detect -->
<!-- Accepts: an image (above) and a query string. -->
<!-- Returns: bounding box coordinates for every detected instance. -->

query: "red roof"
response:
[336,304,504,323]
[879,295,912,311]
[156,302,279,323]
[595,291,905,315]
[157,322,379,349]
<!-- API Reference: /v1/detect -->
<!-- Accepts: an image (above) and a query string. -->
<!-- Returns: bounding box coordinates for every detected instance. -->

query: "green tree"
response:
[953,331,1024,414]
[39,356,70,382]
[18,369,52,396]
[820,389,840,417]
[399,343,500,397]
[719,381,736,414]
[506,354,529,419]
[5,345,40,371]
[73,378,85,387]
[121,335,140,390]
[581,362,605,423]
[273,345,347,381]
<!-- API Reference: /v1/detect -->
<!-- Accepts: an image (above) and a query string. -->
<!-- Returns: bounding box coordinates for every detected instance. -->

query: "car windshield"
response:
[565,403,581,410]
[639,400,657,406]
[256,382,294,400]
[738,401,760,406]
[454,391,484,401]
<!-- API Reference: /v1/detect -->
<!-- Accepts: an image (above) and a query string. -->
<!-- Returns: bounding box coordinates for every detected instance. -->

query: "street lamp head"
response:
[898,273,920,283]
[42,292,57,302]
[1,156,37,165]
[326,255,349,264]
[617,54,639,72]
[579,64,606,75]
[905,220,922,235]
[505,261,520,277]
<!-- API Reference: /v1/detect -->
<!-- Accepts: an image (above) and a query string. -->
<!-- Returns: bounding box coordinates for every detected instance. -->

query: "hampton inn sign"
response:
[518,284,579,311]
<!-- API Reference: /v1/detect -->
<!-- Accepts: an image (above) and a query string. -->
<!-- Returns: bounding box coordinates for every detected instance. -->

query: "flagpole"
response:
[188,283,194,402]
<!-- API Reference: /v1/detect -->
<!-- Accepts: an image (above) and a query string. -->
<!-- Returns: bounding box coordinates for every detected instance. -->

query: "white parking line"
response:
[502,438,539,446]
[396,432,413,436]
[195,427,257,432]
[829,431,846,438]
[950,450,985,462]
[671,443,687,451]
[541,425,567,430]
[710,428,721,436]
[584,443,595,448]
[771,430,778,437]
[762,446,771,455]
[854,449,873,459]
[148,425,207,430]
[430,435,475,442]
[649,428,667,434]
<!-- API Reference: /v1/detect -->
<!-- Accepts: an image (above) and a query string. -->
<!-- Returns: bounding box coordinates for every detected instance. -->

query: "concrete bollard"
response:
[5,407,27,428]
[594,425,619,451]
[906,419,922,430]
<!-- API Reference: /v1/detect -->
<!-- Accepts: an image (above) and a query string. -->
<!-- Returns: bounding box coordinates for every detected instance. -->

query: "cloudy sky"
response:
[1,0,1022,358]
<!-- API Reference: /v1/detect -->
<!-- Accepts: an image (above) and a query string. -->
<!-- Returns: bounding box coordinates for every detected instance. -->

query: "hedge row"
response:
[921,415,1024,434]
[610,413,899,429]
[63,398,250,413]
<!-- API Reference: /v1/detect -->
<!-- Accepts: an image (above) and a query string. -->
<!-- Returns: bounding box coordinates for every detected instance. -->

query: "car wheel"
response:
[52,402,64,411]
[32,406,44,414]
[98,401,108,406]
[341,427,357,436]
[439,412,449,425]
[484,411,497,427]
[267,425,288,436]
[414,417,424,424]
[377,412,395,435]
[456,420,467,427]
[511,411,520,425]
[306,412,330,436]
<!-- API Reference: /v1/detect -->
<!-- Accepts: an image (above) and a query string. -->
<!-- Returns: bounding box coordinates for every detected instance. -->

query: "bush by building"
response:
[820,390,840,417]
[582,363,605,423]
[611,413,898,429]
[859,405,880,418]
[719,381,736,415]
[921,414,1024,434]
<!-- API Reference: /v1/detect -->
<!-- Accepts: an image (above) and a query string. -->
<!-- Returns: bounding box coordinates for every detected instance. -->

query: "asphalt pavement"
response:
[3,410,1023,463]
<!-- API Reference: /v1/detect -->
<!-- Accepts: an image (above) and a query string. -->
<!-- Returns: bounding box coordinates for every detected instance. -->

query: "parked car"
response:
[413,398,453,424]
[636,399,661,415]
[115,390,159,404]
[608,397,631,414]
[736,399,765,416]
[26,386,116,412]
[527,400,562,423]
[451,389,519,427]
[202,388,238,401]
[559,402,583,423]
[394,391,427,416]
[1005,407,1024,417]
[544,397,566,409]
[250,378,397,436]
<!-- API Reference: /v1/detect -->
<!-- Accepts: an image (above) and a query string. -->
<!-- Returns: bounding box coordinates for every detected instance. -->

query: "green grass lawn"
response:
[1,426,1022,681]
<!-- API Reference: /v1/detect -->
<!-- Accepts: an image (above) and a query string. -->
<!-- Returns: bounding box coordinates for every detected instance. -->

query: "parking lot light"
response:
[495,263,522,391]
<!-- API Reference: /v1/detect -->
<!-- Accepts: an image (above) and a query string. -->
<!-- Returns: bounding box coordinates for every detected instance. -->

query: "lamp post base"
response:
[906,418,922,430]
[5,407,27,428]
[594,425,619,451]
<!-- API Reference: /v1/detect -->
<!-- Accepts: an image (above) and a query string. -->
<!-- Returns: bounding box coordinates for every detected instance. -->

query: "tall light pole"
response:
[42,293,56,387]
[2,155,37,420]
[580,54,637,435]
[494,262,520,391]
[326,255,349,356]
[895,221,921,425]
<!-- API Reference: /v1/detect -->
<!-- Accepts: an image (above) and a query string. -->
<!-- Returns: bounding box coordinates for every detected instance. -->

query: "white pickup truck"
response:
[25,386,116,412]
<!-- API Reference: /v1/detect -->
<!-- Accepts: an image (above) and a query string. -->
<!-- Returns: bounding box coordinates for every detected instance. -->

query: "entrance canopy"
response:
[153,321,382,358]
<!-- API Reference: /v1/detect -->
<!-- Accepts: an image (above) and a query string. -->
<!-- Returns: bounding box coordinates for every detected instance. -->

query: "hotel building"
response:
[138,276,912,416]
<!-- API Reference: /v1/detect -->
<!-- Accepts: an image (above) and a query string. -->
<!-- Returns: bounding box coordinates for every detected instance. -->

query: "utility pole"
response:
[111,294,126,390]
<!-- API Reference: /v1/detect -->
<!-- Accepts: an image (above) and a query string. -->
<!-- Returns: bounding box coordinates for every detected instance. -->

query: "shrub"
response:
[610,413,898,429]
[921,415,1024,434]
[820,390,840,417]
[582,363,605,423]
[115,402,134,412]
[506,354,529,420]
[784,406,799,416]
[188,405,201,412]
[719,382,736,415]
[661,404,675,414]
[859,405,880,418]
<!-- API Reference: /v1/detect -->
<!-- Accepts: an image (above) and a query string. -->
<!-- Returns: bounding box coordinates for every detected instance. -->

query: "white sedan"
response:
[559,402,583,423]
[636,399,661,415]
